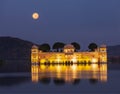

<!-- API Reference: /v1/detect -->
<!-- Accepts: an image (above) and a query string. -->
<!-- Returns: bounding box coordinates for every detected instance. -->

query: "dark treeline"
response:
[38,42,98,52]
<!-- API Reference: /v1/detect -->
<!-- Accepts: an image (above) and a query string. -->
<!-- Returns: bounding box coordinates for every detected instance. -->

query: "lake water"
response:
[0,63,120,94]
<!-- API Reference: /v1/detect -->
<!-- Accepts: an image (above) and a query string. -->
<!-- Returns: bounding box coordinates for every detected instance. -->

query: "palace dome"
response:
[64,44,75,49]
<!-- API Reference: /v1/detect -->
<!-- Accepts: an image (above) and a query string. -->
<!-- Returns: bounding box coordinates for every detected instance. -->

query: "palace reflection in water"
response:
[31,64,107,84]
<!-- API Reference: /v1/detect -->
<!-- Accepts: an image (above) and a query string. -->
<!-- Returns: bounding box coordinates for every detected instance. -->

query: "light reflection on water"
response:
[31,64,107,84]
[1,63,120,93]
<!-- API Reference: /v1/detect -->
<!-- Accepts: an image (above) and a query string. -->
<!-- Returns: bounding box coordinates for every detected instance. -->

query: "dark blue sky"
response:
[0,0,120,48]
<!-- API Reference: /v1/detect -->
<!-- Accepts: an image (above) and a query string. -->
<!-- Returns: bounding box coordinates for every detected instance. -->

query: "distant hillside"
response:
[107,45,120,63]
[107,45,120,56]
[0,36,120,60]
[0,36,120,72]
[0,36,34,60]
[0,36,35,72]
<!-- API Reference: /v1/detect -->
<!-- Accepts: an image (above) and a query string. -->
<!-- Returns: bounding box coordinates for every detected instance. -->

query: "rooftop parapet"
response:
[32,45,38,49]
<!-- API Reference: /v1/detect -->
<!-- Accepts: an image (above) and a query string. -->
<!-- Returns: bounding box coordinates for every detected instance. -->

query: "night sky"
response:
[0,0,120,49]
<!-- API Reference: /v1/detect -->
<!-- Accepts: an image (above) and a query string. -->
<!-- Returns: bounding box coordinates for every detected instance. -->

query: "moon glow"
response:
[32,13,39,20]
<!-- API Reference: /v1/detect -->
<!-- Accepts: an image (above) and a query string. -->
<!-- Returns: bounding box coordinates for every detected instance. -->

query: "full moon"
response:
[32,13,39,20]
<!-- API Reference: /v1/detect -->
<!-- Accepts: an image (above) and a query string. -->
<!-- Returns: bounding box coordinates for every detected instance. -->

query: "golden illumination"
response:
[92,58,98,63]
[31,64,107,83]
[31,44,107,64]
[92,64,98,69]
[72,57,77,63]
[71,64,77,71]
[32,12,39,20]
[31,66,39,82]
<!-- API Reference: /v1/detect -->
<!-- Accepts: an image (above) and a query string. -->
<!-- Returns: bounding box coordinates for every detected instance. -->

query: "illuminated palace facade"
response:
[31,44,107,64]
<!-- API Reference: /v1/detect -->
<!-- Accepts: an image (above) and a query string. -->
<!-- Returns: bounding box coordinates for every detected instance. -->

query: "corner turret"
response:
[99,45,107,63]
[31,45,39,64]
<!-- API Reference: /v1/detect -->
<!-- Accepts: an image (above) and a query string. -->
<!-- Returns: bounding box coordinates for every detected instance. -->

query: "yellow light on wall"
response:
[72,57,77,63]
[92,58,98,63]
[40,59,46,63]
[57,56,61,63]
[56,58,59,63]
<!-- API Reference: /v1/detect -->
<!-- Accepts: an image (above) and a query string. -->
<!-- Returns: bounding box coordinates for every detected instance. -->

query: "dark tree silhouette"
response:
[52,42,65,52]
[71,42,80,51]
[39,43,51,52]
[88,43,98,51]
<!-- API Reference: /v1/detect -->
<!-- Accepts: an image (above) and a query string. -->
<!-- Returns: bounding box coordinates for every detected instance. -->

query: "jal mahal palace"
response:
[31,44,107,64]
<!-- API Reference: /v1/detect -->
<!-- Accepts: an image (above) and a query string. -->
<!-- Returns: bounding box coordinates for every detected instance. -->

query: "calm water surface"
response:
[0,63,120,94]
